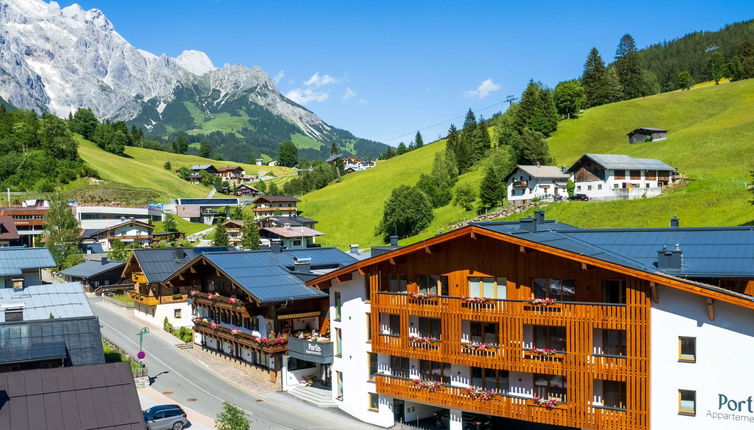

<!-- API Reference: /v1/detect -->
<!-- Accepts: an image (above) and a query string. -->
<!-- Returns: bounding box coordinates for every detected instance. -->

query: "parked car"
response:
[143,405,188,430]
[434,409,492,430]
[568,193,589,201]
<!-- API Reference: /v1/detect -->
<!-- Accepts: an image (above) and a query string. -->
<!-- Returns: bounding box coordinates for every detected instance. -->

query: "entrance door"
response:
[321,364,332,388]
[393,399,405,424]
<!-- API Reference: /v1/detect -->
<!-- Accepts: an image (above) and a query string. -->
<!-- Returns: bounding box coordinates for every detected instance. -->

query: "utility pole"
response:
[505,95,518,107]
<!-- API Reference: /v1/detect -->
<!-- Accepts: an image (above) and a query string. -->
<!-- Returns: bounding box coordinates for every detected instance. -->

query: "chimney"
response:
[519,217,537,233]
[350,244,359,255]
[657,244,682,270]
[389,235,399,247]
[284,223,291,230]
[670,216,680,228]
[533,210,545,225]
[294,257,311,274]
[100,256,108,265]
[271,239,283,253]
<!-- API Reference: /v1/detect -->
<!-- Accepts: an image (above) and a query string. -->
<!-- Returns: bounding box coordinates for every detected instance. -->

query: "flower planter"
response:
[410,379,443,392]
[463,387,497,400]
[523,349,565,361]
[527,398,567,410]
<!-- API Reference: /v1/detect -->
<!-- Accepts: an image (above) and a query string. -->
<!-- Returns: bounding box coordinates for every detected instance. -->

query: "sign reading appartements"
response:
[707,394,754,423]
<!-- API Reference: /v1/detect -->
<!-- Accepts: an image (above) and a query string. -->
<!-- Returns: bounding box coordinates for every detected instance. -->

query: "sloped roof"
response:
[176,248,356,303]
[569,154,675,171]
[132,247,235,284]
[252,195,301,203]
[0,247,56,276]
[191,164,216,170]
[0,282,93,321]
[0,362,143,430]
[262,226,324,239]
[266,215,318,226]
[504,165,570,181]
[87,219,153,236]
[628,127,667,134]
[0,215,19,240]
[218,166,243,172]
[59,259,125,279]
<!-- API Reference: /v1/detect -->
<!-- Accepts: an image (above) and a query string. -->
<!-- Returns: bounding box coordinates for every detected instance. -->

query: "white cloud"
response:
[343,87,357,101]
[273,70,285,84]
[305,72,339,87]
[465,78,501,99]
[285,88,329,104]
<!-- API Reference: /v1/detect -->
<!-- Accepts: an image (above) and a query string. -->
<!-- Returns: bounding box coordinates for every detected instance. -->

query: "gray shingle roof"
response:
[198,248,356,303]
[570,154,675,171]
[59,259,125,279]
[0,282,93,321]
[133,246,235,283]
[0,362,143,430]
[505,165,570,181]
[0,247,56,276]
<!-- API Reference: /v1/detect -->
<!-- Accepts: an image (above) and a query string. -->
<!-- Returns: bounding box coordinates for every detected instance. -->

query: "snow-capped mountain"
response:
[0,0,386,159]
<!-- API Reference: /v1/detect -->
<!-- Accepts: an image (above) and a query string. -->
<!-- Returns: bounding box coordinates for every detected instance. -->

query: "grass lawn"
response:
[153,217,210,235]
[102,342,141,370]
[110,294,134,304]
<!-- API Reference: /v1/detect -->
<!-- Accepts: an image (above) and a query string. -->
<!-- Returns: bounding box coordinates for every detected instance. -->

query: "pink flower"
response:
[228,297,237,304]
[230,328,239,335]
[190,290,198,296]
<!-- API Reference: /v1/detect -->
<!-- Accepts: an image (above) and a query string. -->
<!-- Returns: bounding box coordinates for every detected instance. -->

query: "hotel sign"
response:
[706,394,754,424]
[287,337,333,364]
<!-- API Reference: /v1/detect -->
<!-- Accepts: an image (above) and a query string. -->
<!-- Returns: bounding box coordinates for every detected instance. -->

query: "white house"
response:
[505,165,570,205]
[74,204,163,230]
[568,153,676,201]
[80,219,154,251]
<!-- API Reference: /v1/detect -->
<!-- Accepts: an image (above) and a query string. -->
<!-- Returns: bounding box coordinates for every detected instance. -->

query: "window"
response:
[576,186,582,191]
[11,278,23,290]
[679,337,696,362]
[368,393,379,411]
[595,380,626,410]
[243,317,259,331]
[603,280,626,304]
[364,275,371,302]
[471,368,509,393]
[388,274,408,293]
[534,374,567,402]
[334,291,342,320]
[613,183,619,189]
[533,279,575,301]
[469,321,498,344]
[533,325,566,351]
[417,317,441,340]
[587,185,592,191]
[390,356,410,378]
[419,360,451,384]
[467,277,507,299]
[174,309,182,319]
[288,357,316,371]
[336,328,342,356]
[337,371,344,399]
[679,390,696,415]
[366,313,372,342]
[597,184,602,190]
[645,183,651,188]
[368,353,378,381]
[418,275,448,295]
[602,330,626,356]
[381,313,400,336]
[4,309,22,322]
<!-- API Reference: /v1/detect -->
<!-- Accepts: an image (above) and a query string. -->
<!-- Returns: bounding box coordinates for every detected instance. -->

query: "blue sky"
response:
[59,0,753,146]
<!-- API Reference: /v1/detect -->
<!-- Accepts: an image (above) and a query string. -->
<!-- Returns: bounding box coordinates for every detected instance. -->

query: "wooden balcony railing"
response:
[191,291,250,318]
[131,272,147,284]
[193,319,288,354]
[127,291,188,306]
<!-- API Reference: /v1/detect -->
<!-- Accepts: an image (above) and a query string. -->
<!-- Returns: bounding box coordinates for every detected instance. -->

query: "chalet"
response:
[260,215,318,230]
[122,247,234,327]
[251,195,300,220]
[151,231,186,245]
[170,197,240,225]
[0,247,55,288]
[568,153,676,201]
[505,165,570,205]
[191,164,219,175]
[162,246,357,384]
[235,183,260,196]
[223,219,245,247]
[80,219,153,251]
[0,216,21,247]
[59,257,126,291]
[218,166,245,182]
[306,212,754,429]
[73,204,163,230]
[0,207,48,247]
[261,226,324,249]
[268,160,279,166]
[343,157,375,174]
[255,158,264,166]
[628,127,667,144]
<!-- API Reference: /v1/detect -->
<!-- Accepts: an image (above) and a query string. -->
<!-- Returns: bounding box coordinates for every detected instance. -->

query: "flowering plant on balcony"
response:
[230,328,239,335]
[408,335,441,345]
[408,291,436,300]
[532,397,564,408]
[527,298,558,305]
[410,379,442,392]
[190,290,198,297]
[257,336,287,347]
[461,296,489,304]
[463,387,497,400]
[228,296,238,304]
[461,340,499,351]
[209,322,219,330]
[527,347,557,356]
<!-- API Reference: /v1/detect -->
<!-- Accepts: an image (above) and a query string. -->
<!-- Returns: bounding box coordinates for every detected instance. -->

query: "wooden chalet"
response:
[251,195,300,220]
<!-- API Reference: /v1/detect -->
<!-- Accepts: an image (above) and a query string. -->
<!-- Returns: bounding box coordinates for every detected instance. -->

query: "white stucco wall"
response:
[574,169,665,201]
[330,275,394,427]
[133,302,192,328]
[506,168,569,203]
[651,285,754,429]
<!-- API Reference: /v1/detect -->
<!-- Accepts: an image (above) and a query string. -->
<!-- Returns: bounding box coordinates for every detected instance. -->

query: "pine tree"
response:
[277,141,298,167]
[44,193,82,269]
[472,121,490,160]
[213,221,230,246]
[581,48,610,108]
[198,142,211,158]
[396,142,407,155]
[240,214,260,250]
[163,214,178,232]
[513,81,558,137]
[257,179,267,193]
[614,34,645,100]
[605,67,624,102]
[479,167,505,209]
[415,131,424,148]
[514,129,553,165]
[0,104,6,118]
[268,182,279,195]
[445,124,460,166]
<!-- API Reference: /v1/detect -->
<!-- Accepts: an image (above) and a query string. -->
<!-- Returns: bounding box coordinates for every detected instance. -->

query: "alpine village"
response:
[0,1,753,430]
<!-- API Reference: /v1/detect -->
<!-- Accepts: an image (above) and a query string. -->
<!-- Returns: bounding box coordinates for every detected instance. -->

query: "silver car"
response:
[143,404,189,430]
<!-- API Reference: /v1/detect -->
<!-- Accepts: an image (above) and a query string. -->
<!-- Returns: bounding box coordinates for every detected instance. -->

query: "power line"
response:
[379,97,511,145]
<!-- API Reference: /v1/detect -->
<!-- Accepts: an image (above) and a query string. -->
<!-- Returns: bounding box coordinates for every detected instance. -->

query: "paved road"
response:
[90,297,368,430]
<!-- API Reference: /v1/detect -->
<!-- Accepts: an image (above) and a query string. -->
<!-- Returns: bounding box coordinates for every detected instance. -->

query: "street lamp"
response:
[137,327,149,367]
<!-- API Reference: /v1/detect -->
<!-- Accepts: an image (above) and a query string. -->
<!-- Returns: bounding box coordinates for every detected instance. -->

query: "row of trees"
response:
[379,131,424,160]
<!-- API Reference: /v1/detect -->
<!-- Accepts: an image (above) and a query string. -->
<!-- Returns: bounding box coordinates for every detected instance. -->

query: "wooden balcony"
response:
[131,272,147,284]
[376,375,644,430]
[512,180,529,189]
[191,291,250,318]
[193,319,288,354]
[127,291,188,306]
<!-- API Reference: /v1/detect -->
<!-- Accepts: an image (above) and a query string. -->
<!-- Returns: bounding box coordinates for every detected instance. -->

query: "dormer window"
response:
[12,278,23,290]
[5,308,22,322]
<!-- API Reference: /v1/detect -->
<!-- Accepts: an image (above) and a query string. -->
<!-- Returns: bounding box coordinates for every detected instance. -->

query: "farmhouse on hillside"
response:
[80,219,154,251]
[505,165,571,205]
[628,127,667,144]
[567,154,676,201]
[251,195,300,220]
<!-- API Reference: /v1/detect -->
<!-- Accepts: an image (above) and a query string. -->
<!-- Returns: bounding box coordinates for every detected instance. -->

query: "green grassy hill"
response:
[301,79,754,248]
[76,137,295,200]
